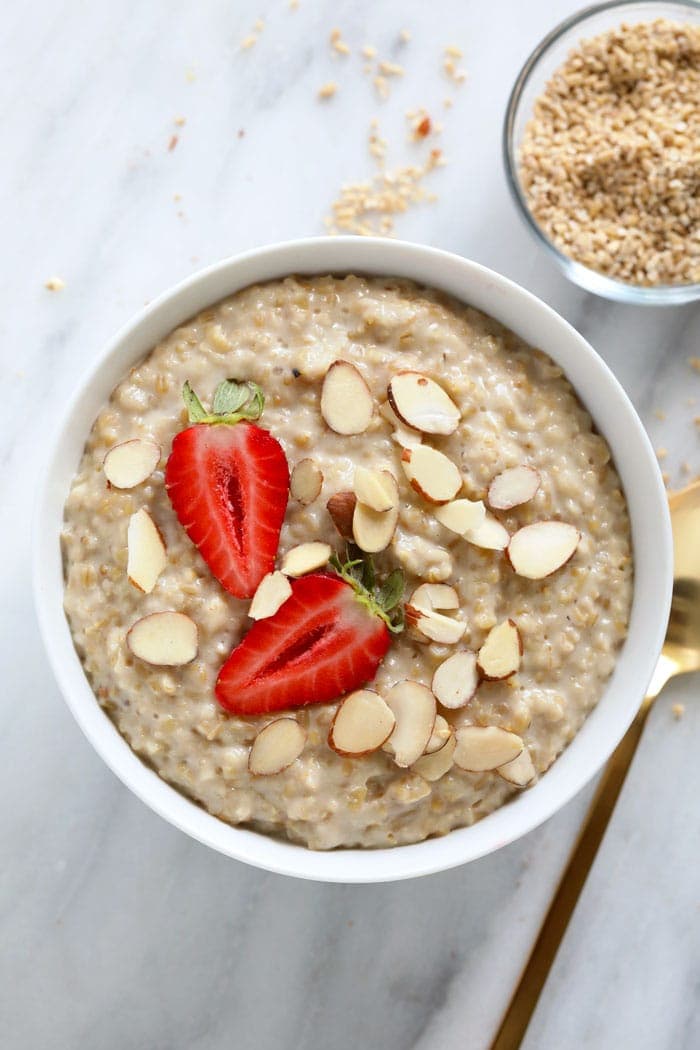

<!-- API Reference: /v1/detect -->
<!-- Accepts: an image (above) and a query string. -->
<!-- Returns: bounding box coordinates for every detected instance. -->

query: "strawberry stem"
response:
[182,379,265,426]
[329,552,405,634]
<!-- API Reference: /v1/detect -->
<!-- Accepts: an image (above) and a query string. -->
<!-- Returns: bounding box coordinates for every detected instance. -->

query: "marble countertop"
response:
[2,1,698,1047]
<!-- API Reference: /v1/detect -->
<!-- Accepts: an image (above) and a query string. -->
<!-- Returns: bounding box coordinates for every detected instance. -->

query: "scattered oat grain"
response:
[653,409,666,421]
[672,703,685,720]
[318,81,338,100]
[656,447,668,460]
[399,29,411,44]
[689,357,700,373]
[240,35,257,50]
[379,60,404,77]
[45,276,65,292]
[331,28,350,55]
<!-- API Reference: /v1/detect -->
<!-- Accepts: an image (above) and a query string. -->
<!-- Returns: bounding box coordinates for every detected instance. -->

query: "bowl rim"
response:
[502,0,700,306]
[33,236,672,882]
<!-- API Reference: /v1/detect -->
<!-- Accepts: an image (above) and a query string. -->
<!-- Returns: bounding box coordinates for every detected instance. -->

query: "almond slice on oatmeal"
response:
[431,650,479,708]
[384,680,437,767]
[401,445,462,504]
[281,542,332,577]
[488,466,541,510]
[387,371,460,435]
[454,725,524,772]
[353,466,398,512]
[249,571,292,620]
[424,713,452,754]
[497,747,536,787]
[379,400,423,449]
[328,689,396,756]
[434,498,486,535]
[126,611,198,666]
[249,718,306,775]
[103,438,160,489]
[409,582,459,612]
[127,508,167,593]
[290,459,323,504]
[321,360,373,435]
[412,731,456,781]
[463,512,510,551]
[326,491,356,539]
[352,501,399,553]
[477,619,522,680]
[507,521,581,579]
[406,605,466,644]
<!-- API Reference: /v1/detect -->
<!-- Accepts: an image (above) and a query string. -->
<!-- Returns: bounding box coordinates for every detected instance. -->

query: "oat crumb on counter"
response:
[656,447,668,460]
[672,703,685,720]
[331,28,350,55]
[689,358,700,373]
[318,82,338,100]
[45,276,65,291]
[240,35,257,50]
[653,409,666,421]
[399,29,411,44]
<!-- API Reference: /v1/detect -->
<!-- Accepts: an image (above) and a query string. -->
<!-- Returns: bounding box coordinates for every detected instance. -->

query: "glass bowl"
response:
[503,0,700,305]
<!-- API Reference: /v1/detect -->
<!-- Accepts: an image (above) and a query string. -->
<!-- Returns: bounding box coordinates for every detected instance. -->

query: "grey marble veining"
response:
[2,1,699,1047]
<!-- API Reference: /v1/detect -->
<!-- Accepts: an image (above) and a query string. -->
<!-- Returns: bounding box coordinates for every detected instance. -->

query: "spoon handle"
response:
[491,696,654,1050]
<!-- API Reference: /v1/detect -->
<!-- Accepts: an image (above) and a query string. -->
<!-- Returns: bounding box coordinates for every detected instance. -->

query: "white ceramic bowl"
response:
[34,237,672,883]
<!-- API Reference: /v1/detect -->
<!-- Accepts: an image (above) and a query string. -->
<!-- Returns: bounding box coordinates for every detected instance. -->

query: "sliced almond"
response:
[379,400,423,449]
[353,467,398,513]
[126,611,198,666]
[424,714,452,754]
[464,512,510,551]
[352,501,399,553]
[281,542,331,577]
[249,718,306,776]
[406,606,466,644]
[290,459,323,504]
[454,725,524,772]
[384,680,437,767]
[412,732,456,781]
[320,360,373,435]
[328,689,395,756]
[126,508,166,593]
[401,446,462,504]
[326,491,357,539]
[434,498,486,535]
[409,583,459,612]
[103,439,160,489]
[507,521,581,579]
[477,619,522,680]
[488,466,541,510]
[431,650,479,709]
[497,747,536,787]
[249,571,292,620]
[388,372,460,435]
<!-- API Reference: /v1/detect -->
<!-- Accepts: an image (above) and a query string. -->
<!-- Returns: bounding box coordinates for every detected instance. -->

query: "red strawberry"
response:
[165,380,289,599]
[216,558,404,716]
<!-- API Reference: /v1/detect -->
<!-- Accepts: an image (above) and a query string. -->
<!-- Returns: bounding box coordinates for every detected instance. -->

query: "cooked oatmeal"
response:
[62,275,633,849]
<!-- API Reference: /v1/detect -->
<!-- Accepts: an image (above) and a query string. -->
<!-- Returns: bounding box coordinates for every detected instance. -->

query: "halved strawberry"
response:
[165,380,289,599]
[215,557,404,716]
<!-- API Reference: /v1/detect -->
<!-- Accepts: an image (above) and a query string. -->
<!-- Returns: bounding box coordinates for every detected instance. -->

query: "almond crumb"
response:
[168,134,178,151]
[318,81,338,100]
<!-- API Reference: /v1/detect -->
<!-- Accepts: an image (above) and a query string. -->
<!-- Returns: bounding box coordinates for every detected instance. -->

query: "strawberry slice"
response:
[216,557,404,715]
[165,380,289,599]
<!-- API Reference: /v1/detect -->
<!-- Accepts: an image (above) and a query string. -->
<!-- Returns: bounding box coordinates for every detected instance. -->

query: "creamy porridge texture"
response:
[62,275,633,849]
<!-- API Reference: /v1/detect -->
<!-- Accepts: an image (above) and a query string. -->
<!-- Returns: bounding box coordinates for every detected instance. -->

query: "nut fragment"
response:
[401,445,462,504]
[434,498,486,535]
[326,491,357,539]
[281,542,332,577]
[424,714,451,754]
[431,650,479,709]
[249,718,306,776]
[384,680,437,767]
[290,459,323,504]
[409,583,459,612]
[126,611,198,666]
[477,619,522,680]
[127,508,167,593]
[379,400,423,449]
[103,439,160,489]
[454,726,524,772]
[328,689,395,756]
[497,747,536,787]
[412,732,456,781]
[388,371,460,435]
[464,512,510,551]
[249,571,292,620]
[488,466,541,510]
[507,521,581,579]
[321,360,373,435]
[352,501,399,553]
[353,467,398,512]
[406,605,466,644]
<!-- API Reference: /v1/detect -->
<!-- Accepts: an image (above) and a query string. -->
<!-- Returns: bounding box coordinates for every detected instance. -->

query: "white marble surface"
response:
[2,1,699,1047]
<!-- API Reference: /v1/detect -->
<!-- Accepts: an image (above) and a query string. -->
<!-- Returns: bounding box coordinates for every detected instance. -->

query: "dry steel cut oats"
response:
[62,275,633,849]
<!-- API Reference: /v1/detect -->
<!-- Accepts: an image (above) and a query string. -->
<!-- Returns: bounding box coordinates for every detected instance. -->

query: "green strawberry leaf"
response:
[329,552,404,634]
[212,379,252,415]
[377,568,404,612]
[181,380,265,426]
[183,381,208,422]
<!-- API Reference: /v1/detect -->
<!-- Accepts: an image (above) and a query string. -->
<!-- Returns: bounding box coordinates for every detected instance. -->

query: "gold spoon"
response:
[492,478,700,1050]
